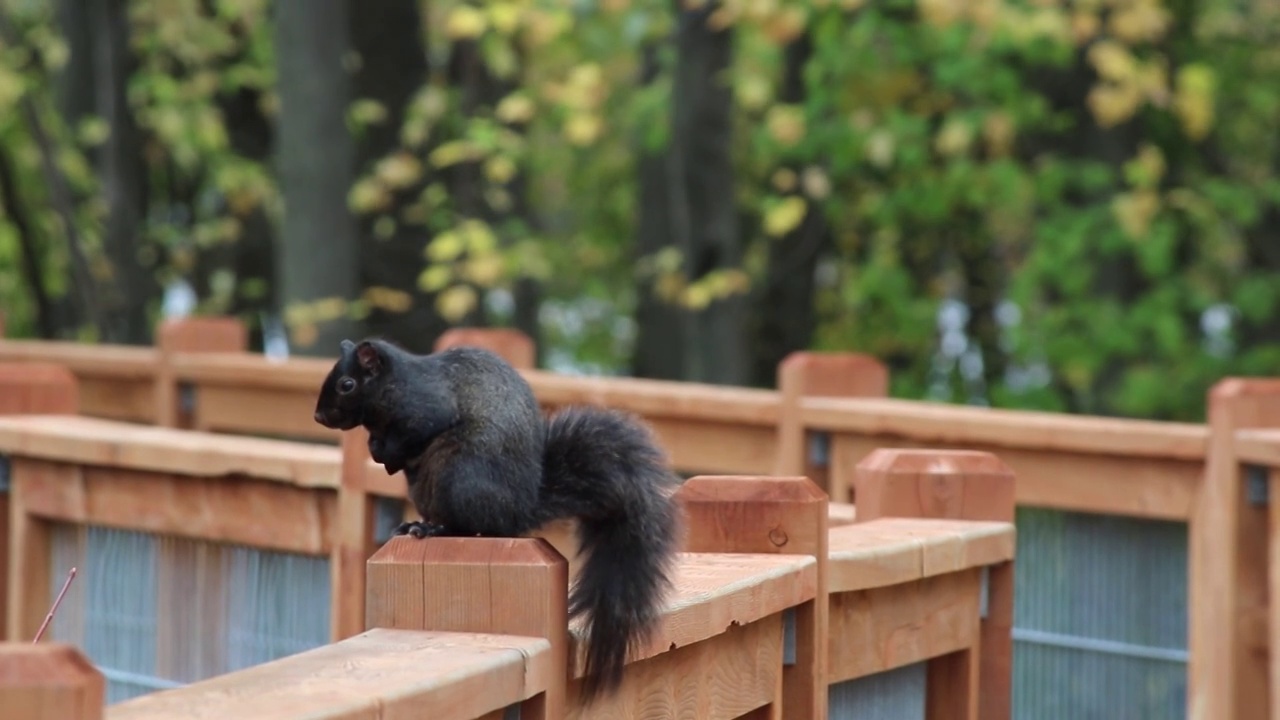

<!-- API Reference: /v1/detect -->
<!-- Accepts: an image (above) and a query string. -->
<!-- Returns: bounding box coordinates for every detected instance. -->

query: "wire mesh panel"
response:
[828,662,926,720]
[48,523,331,704]
[1012,507,1188,719]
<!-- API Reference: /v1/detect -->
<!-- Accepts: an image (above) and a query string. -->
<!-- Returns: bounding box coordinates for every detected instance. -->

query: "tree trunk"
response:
[748,34,825,388]
[91,0,153,344]
[633,5,745,385]
[273,0,360,355]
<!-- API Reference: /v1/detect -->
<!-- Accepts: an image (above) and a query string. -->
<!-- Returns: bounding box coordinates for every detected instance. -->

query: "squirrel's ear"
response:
[339,339,356,357]
[354,341,383,376]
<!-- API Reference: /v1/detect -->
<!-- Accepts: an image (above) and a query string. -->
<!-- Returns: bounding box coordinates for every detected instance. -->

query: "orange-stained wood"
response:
[0,643,104,720]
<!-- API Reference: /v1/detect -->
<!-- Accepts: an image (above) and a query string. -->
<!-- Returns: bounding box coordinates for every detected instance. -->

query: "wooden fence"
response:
[1,450,1017,719]
[1,317,1277,718]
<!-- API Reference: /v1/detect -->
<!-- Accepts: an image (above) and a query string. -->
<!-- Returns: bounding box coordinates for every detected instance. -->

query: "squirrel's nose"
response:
[313,410,327,425]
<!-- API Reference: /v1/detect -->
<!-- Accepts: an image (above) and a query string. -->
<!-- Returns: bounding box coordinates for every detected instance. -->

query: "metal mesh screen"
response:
[47,523,331,704]
[1012,507,1188,719]
[828,661,926,719]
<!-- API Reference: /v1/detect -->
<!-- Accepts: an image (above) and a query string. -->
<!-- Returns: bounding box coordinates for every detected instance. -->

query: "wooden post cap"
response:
[0,643,104,720]
[366,536,568,716]
[156,316,248,354]
[677,475,827,555]
[434,328,536,369]
[0,363,79,415]
[854,449,1015,523]
[777,351,889,398]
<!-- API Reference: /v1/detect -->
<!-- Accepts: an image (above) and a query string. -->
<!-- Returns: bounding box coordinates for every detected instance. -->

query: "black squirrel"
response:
[312,338,683,701]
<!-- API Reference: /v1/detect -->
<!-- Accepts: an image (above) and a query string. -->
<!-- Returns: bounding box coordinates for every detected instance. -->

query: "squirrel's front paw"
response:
[393,520,446,539]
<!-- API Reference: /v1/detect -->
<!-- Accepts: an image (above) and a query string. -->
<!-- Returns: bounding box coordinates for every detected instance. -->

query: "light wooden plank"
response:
[0,340,157,378]
[827,518,1016,594]
[565,613,783,720]
[194,385,338,442]
[0,643,105,720]
[0,416,341,488]
[828,568,982,684]
[830,435,1198,520]
[566,553,816,677]
[1270,470,1280,720]
[805,396,1208,460]
[78,378,156,423]
[18,460,337,555]
[1236,428,1280,469]
[168,352,331,391]
[107,628,550,720]
[529,370,780,426]
[7,461,52,641]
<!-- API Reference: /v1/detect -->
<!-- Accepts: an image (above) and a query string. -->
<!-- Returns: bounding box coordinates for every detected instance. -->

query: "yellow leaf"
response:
[363,286,413,313]
[485,156,518,184]
[735,73,772,111]
[1124,143,1166,189]
[1087,41,1137,83]
[1071,10,1101,45]
[865,130,895,168]
[290,322,318,348]
[426,231,465,262]
[982,111,1016,157]
[464,255,506,286]
[488,2,521,34]
[495,93,535,124]
[801,166,831,200]
[460,219,498,254]
[429,140,481,168]
[762,6,807,44]
[1112,189,1160,239]
[375,152,424,189]
[1087,83,1143,127]
[348,177,391,213]
[446,5,488,39]
[681,282,713,310]
[418,265,453,292]
[1173,64,1215,141]
[765,105,806,147]
[764,196,808,237]
[436,285,478,321]
[934,118,973,157]
[564,113,603,146]
[1109,0,1171,44]
[313,297,349,322]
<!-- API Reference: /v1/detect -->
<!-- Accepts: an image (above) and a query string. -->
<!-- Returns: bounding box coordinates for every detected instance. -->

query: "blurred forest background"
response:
[0,0,1276,421]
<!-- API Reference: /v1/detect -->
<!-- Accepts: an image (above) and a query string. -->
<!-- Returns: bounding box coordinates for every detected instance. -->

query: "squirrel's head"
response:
[313,338,389,430]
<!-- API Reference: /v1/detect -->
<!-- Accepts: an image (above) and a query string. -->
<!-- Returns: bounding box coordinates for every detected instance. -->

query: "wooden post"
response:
[332,428,377,643]
[677,475,829,720]
[853,448,1016,720]
[434,327,536,369]
[154,316,248,427]
[774,351,888,502]
[366,536,569,719]
[0,364,78,642]
[0,643,104,719]
[1191,379,1280,720]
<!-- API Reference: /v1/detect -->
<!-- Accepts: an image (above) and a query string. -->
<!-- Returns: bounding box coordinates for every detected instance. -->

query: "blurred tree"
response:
[273,0,360,354]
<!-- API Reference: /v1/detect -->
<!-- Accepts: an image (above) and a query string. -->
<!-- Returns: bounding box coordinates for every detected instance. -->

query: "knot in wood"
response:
[768,526,788,547]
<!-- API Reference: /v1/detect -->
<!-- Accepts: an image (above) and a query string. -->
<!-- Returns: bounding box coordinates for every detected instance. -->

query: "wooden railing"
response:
[1,450,1017,719]
[3,318,1279,717]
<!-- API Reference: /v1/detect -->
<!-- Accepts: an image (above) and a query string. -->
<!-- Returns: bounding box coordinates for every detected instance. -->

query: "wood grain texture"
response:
[1270,470,1280,720]
[1190,379,1280,720]
[828,518,1015,593]
[828,568,982,684]
[831,435,1198,520]
[15,460,336,554]
[851,448,1015,720]
[7,461,52,641]
[676,475,828,720]
[0,643,104,720]
[773,351,888,497]
[0,415,341,488]
[1236,428,1280,468]
[564,614,783,720]
[106,629,548,720]
[804,395,1208,459]
[0,363,77,641]
[154,317,249,428]
[366,537,569,719]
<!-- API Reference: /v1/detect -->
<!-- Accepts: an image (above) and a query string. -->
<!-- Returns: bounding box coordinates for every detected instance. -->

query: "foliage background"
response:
[0,0,1277,421]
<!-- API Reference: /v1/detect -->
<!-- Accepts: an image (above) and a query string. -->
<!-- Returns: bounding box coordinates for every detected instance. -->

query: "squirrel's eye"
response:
[338,377,357,394]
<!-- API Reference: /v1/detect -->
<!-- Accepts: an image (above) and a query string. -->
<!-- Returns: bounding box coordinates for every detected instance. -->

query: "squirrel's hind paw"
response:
[393,520,447,539]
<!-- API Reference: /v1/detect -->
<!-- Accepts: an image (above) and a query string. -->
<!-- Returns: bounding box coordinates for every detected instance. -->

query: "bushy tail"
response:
[542,405,683,703]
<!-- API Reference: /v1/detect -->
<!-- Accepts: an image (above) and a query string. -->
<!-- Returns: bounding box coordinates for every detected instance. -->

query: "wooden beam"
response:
[154,316,248,428]
[107,628,549,720]
[0,363,77,641]
[1190,379,1280,720]
[332,429,376,643]
[366,536,569,719]
[853,448,1016,720]
[0,643,104,720]
[677,475,829,720]
[774,351,888,501]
